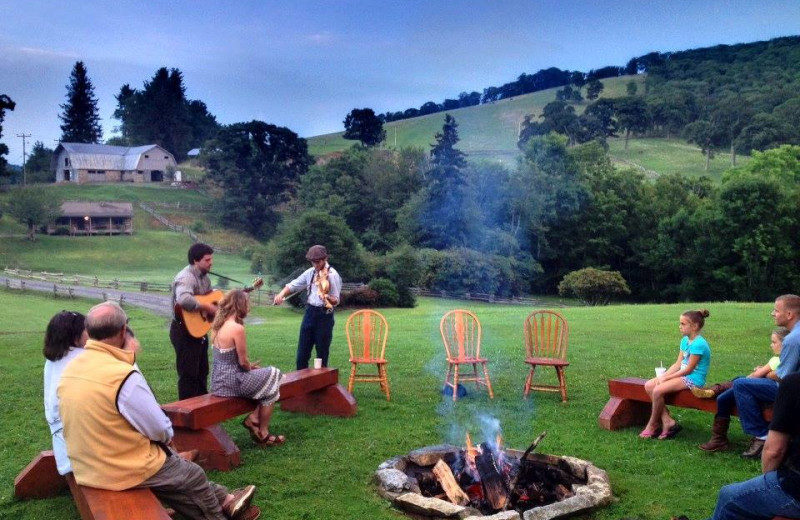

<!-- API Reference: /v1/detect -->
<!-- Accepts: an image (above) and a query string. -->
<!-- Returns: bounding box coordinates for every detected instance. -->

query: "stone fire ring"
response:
[374,444,614,520]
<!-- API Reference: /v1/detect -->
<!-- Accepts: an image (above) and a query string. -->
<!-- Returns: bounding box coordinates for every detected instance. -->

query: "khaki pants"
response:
[134,455,228,520]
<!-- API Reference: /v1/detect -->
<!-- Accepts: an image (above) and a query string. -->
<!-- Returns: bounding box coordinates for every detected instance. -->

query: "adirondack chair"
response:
[346,310,390,400]
[523,310,569,402]
[440,309,494,402]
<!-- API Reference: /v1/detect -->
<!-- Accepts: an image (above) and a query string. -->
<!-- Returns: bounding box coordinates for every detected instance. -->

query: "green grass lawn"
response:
[0,230,254,286]
[0,289,776,519]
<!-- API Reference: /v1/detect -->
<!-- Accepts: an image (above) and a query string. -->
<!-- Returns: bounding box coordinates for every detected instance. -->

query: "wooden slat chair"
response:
[346,309,391,400]
[440,309,494,402]
[523,310,569,402]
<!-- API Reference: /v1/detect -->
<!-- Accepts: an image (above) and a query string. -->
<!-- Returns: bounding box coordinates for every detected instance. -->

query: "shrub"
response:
[190,220,206,233]
[369,277,399,307]
[417,247,539,297]
[558,267,631,305]
[266,210,368,282]
[341,285,379,307]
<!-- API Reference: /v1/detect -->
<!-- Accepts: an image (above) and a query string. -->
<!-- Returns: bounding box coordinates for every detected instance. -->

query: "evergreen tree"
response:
[0,93,16,178]
[411,114,479,248]
[59,61,102,143]
[113,68,218,160]
[25,141,55,183]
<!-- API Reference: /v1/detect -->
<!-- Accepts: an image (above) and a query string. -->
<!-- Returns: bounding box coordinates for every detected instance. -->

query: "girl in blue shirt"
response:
[640,309,711,440]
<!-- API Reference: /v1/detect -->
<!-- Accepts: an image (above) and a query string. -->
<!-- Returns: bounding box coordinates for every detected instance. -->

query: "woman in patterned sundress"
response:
[210,289,284,446]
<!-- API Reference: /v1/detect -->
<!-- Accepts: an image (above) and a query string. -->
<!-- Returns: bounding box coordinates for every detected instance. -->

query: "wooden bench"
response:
[598,377,772,430]
[14,452,170,519]
[67,474,171,519]
[161,367,357,471]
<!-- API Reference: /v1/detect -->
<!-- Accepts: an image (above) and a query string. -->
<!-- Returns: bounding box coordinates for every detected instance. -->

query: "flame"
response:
[496,434,503,450]
[464,431,481,479]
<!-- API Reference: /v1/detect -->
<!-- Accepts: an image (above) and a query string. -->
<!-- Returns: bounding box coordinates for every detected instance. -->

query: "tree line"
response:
[200,110,799,306]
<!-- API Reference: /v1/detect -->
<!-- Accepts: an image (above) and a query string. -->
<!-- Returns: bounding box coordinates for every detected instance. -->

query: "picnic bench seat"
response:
[161,367,356,470]
[14,452,171,519]
[598,377,772,430]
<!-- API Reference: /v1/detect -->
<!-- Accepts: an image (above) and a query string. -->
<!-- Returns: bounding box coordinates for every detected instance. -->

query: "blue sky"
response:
[2,0,799,164]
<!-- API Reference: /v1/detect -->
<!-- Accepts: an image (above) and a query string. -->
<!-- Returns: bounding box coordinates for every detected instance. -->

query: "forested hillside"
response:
[4,37,799,306]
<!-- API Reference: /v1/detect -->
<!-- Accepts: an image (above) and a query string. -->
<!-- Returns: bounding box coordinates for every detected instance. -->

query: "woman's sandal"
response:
[242,417,261,443]
[256,433,286,447]
[639,427,662,439]
[658,424,683,440]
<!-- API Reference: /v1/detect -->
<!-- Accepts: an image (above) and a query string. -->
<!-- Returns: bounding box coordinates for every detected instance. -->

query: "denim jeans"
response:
[732,378,779,437]
[296,305,334,370]
[709,471,800,520]
[716,387,737,418]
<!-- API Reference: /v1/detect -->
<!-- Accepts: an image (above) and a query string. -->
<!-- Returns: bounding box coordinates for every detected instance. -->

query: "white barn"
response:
[52,143,177,184]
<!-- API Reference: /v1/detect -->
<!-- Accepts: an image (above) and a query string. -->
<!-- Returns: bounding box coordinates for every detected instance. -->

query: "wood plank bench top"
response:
[162,367,341,429]
[161,367,356,471]
[66,473,171,520]
[599,377,772,430]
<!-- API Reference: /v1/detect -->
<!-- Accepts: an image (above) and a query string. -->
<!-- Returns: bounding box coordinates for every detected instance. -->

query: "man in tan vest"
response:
[59,301,260,520]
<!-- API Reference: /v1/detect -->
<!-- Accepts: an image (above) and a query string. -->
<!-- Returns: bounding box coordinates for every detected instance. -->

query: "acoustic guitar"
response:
[176,278,263,338]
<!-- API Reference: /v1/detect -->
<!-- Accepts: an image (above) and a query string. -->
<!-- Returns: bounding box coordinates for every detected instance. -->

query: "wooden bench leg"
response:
[598,396,651,431]
[171,425,240,471]
[14,451,68,499]
[280,383,357,417]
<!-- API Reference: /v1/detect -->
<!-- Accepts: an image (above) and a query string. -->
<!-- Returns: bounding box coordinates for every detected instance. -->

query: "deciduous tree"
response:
[343,108,386,147]
[585,79,604,100]
[203,120,311,238]
[59,61,102,143]
[3,186,61,240]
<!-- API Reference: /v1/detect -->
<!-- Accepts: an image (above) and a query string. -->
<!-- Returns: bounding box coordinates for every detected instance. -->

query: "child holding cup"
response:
[640,309,712,440]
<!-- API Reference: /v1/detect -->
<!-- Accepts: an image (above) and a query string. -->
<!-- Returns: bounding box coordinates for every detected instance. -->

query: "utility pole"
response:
[17,133,31,185]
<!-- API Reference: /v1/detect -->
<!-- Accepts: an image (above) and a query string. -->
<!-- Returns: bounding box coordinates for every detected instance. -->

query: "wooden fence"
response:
[138,202,233,253]
[3,268,553,306]
[3,268,172,293]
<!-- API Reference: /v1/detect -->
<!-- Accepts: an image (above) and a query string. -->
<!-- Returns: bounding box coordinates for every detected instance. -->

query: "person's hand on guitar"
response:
[199,301,218,320]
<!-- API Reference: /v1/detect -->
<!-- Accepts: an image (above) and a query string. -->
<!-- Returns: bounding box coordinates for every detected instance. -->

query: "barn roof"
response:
[54,143,174,171]
[59,201,133,218]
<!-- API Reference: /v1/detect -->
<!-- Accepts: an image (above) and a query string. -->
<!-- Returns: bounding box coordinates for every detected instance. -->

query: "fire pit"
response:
[374,435,613,520]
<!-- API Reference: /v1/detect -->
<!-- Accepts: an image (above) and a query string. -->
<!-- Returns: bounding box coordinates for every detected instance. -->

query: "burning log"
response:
[432,459,470,506]
[475,443,510,510]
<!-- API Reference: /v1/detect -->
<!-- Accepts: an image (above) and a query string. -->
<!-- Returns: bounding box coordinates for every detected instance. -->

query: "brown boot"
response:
[741,437,766,459]
[699,417,730,452]
[692,381,733,399]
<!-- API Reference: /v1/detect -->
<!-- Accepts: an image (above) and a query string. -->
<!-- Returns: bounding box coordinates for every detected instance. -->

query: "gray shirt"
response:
[171,264,212,319]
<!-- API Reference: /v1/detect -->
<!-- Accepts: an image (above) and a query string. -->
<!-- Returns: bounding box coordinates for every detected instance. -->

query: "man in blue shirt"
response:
[734,294,800,458]
[708,371,800,520]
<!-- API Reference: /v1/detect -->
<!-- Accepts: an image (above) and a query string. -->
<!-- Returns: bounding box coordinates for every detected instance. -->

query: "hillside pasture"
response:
[608,137,750,180]
[0,289,775,520]
[307,75,647,163]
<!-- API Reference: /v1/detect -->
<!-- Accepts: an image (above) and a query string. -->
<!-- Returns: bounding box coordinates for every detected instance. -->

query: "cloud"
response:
[5,45,79,61]
[307,31,336,45]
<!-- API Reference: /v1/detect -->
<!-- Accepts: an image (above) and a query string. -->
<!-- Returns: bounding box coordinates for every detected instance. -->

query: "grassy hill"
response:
[0,183,258,284]
[307,74,748,178]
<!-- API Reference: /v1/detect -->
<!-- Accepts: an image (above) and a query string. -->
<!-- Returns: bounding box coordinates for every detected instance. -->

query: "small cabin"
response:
[48,201,133,236]
[52,143,176,184]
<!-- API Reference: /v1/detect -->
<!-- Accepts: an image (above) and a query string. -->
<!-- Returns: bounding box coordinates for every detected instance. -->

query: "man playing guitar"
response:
[171,243,217,399]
